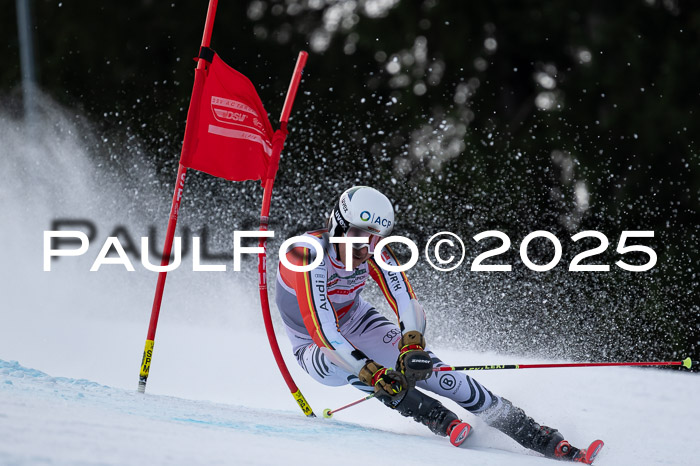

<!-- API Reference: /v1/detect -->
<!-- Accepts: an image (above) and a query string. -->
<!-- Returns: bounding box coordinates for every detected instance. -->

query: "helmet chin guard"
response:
[328,186,395,239]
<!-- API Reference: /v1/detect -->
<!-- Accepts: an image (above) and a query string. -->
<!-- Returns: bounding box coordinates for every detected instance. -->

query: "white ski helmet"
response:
[328,186,395,240]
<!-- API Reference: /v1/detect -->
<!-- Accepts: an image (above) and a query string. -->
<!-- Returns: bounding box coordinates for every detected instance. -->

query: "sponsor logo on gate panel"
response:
[211,96,260,128]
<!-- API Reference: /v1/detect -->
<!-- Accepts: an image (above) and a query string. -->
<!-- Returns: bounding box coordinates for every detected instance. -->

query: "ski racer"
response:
[275,185,601,463]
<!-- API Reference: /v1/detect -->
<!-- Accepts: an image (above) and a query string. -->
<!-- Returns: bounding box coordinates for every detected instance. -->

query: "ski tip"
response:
[682,357,692,369]
[584,439,604,464]
[449,421,472,447]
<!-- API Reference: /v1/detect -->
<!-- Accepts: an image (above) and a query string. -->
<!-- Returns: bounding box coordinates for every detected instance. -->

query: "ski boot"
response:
[478,397,603,463]
[390,388,472,447]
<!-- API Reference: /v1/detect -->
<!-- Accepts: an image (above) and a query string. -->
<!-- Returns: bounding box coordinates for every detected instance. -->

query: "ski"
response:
[576,439,604,464]
[555,438,605,464]
[448,421,472,447]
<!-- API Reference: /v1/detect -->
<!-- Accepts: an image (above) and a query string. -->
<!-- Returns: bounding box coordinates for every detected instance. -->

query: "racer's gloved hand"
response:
[396,330,433,386]
[359,360,407,403]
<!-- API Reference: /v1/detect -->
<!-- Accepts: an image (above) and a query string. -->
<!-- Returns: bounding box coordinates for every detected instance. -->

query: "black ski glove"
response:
[396,330,433,386]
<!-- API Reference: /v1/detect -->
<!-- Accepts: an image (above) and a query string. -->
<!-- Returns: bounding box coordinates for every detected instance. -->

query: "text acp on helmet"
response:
[359,210,392,229]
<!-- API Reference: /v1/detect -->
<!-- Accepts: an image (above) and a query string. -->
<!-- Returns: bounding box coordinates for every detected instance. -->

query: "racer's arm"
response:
[281,245,368,374]
[367,246,425,334]
[368,246,432,384]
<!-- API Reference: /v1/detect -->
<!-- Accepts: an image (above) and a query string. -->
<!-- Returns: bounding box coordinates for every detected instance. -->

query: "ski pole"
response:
[323,393,375,418]
[433,357,696,372]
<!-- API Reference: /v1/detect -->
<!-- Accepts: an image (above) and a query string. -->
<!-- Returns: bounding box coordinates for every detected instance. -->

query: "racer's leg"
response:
[417,352,575,458]
[338,305,467,436]
[284,326,370,392]
[416,351,496,413]
[338,303,497,413]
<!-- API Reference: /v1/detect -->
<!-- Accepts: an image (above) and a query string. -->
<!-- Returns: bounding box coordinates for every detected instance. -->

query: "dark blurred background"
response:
[2,1,698,366]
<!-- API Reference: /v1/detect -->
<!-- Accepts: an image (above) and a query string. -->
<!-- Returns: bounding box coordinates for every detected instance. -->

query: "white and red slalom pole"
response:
[433,357,696,373]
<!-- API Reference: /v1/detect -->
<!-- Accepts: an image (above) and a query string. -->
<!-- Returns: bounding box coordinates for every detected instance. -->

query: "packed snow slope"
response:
[1,325,698,466]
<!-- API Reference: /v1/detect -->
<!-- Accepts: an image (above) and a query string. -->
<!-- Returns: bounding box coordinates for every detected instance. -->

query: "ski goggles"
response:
[345,226,382,253]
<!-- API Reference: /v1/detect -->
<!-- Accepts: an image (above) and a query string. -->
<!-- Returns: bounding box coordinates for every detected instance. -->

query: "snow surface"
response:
[1,322,699,466]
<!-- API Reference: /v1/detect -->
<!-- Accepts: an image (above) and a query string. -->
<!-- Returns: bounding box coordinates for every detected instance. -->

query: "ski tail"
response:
[572,439,604,464]
[447,420,472,447]
[582,439,604,464]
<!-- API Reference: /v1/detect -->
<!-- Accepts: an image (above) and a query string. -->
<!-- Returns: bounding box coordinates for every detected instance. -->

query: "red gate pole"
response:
[257,52,315,416]
[138,0,220,393]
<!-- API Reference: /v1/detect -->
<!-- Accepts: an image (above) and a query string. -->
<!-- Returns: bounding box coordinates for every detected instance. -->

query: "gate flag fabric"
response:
[181,52,274,181]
